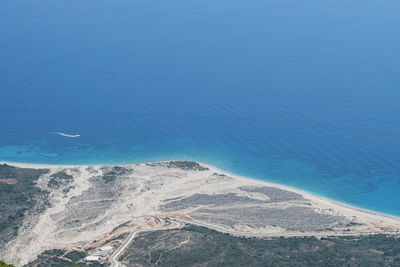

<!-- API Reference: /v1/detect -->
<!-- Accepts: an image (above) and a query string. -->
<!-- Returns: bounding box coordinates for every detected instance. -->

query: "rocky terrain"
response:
[0,161,399,266]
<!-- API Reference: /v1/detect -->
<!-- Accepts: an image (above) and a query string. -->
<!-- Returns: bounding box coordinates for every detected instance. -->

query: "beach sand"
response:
[1,161,400,265]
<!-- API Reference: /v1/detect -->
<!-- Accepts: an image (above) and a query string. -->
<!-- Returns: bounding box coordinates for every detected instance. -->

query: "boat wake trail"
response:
[50,132,81,138]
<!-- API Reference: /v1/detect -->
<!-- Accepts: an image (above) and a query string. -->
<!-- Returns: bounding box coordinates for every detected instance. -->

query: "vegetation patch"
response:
[26,249,105,267]
[0,164,49,250]
[0,260,15,267]
[167,161,209,171]
[62,186,75,195]
[101,166,129,184]
[47,171,73,189]
[64,251,86,262]
[120,224,400,267]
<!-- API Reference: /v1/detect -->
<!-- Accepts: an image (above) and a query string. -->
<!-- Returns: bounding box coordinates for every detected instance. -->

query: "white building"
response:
[99,246,113,252]
[84,255,101,262]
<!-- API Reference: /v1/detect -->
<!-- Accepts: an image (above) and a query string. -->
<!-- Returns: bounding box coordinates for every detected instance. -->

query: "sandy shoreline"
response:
[2,160,400,265]
[197,163,400,234]
[1,160,399,222]
[202,163,400,222]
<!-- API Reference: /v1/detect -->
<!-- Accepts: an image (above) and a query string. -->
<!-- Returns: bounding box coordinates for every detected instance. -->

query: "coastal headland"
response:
[0,161,399,266]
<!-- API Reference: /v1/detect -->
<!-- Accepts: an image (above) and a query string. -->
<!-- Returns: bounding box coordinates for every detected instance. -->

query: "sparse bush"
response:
[0,260,15,267]
[167,161,209,171]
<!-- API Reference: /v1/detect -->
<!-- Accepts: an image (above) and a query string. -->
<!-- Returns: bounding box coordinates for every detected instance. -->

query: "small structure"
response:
[99,246,113,252]
[83,245,115,262]
[84,255,102,262]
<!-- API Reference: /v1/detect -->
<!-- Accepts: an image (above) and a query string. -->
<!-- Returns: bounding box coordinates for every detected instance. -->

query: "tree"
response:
[0,260,15,267]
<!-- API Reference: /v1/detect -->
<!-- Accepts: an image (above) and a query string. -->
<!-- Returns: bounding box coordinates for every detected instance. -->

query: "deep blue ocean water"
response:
[1,0,400,215]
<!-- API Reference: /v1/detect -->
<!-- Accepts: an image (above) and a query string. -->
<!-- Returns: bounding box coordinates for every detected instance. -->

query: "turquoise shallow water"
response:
[0,0,400,215]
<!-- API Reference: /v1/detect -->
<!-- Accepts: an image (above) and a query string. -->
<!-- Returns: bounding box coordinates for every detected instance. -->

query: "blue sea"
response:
[1,0,399,216]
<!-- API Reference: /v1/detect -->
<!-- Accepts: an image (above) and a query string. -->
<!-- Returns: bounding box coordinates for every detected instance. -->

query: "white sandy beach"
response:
[1,160,400,233]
